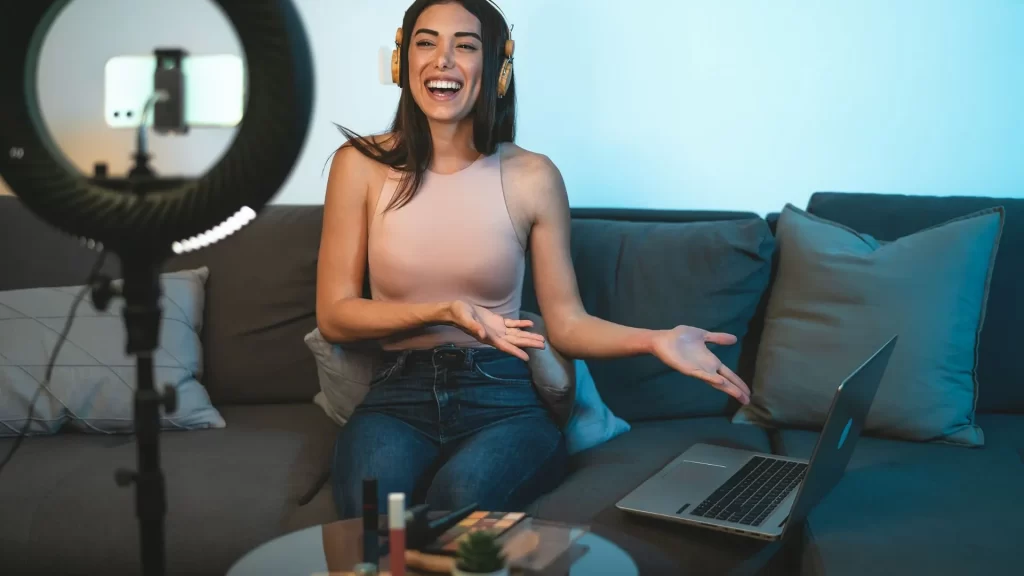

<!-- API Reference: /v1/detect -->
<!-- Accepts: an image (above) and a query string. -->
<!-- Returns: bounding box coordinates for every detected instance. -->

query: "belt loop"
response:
[395,350,410,375]
[464,348,475,370]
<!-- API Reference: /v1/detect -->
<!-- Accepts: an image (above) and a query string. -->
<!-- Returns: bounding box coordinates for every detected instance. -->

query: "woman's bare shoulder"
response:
[500,142,556,171]
[330,132,399,187]
[500,142,565,199]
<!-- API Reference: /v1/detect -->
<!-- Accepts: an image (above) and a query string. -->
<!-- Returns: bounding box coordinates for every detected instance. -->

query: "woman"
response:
[317,0,750,519]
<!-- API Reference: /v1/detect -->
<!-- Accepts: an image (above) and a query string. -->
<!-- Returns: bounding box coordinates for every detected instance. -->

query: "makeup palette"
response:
[424,511,527,554]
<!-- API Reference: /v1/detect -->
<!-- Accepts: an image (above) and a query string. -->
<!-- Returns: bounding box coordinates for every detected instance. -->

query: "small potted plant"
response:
[451,530,509,576]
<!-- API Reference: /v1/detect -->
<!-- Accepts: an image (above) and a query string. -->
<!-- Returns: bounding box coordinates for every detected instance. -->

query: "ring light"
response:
[0,3,314,575]
[0,0,314,253]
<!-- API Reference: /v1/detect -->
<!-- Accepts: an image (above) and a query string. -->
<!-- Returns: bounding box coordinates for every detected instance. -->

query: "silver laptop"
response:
[616,334,897,541]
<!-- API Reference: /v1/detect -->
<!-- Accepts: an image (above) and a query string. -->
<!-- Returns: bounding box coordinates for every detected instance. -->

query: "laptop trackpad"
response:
[618,445,751,517]
[664,450,753,513]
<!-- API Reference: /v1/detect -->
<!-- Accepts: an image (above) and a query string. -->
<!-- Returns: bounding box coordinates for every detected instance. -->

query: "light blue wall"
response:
[6,0,1022,215]
[510,0,1024,214]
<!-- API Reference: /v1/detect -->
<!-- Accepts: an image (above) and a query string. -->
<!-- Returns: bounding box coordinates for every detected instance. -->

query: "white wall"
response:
[3,0,1022,215]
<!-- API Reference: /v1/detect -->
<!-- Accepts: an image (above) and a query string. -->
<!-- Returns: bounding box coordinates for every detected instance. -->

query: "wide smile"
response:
[424,79,463,102]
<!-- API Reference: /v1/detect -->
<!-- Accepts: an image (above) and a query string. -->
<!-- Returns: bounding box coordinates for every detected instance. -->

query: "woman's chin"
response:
[421,105,472,124]
[412,93,474,123]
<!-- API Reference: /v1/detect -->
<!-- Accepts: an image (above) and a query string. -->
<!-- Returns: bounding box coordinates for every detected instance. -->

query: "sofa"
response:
[0,190,1020,576]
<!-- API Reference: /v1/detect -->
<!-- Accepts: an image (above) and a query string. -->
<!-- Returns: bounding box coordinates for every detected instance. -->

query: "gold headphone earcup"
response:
[392,27,403,86]
[391,49,400,86]
[497,59,512,98]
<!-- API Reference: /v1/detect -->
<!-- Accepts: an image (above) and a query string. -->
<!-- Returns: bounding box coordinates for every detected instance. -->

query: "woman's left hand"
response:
[650,325,751,404]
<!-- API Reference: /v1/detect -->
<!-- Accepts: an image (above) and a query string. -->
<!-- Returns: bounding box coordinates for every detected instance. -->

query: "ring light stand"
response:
[0,2,314,575]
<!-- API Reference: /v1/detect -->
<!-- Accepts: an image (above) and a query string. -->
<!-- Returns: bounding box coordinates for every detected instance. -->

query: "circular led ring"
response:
[0,0,315,253]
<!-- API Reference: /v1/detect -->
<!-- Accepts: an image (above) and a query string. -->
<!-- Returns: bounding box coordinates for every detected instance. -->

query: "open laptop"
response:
[615,334,898,541]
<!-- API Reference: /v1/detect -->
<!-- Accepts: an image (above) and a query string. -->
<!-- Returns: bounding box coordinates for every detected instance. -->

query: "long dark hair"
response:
[334,0,516,211]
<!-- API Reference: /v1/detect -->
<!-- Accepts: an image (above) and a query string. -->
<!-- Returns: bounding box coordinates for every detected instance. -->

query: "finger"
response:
[508,328,546,343]
[506,334,547,350]
[704,332,738,346]
[494,339,530,361]
[505,318,535,329]
[718,363,751,401]
[685,366,746,401]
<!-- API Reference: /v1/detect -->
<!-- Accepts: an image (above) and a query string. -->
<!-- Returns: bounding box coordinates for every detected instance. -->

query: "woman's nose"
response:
[435,44,455,69]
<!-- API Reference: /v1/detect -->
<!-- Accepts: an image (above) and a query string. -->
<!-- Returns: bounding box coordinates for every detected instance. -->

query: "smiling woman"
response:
[318,0,750,524]
[334,0,515,210]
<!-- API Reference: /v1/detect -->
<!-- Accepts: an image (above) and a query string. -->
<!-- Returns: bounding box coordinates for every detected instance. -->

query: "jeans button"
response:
[435,348,465,367]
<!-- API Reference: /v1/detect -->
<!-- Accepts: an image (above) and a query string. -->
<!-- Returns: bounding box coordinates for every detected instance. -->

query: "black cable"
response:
[128,90,169,180]
[0,248,108,477]
[0,85,171,477]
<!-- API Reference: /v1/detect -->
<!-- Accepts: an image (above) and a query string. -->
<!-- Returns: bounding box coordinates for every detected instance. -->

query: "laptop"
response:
[615,334,897,541]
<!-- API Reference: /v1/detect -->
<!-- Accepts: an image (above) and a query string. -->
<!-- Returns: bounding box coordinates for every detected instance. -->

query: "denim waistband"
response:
[379,344,516,371]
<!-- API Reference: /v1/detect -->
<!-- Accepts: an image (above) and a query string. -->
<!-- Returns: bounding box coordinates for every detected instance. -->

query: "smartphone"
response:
[104,54,246,129]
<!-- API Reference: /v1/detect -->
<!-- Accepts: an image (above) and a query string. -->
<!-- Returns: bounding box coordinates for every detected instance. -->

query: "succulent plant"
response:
[455,530,507,573]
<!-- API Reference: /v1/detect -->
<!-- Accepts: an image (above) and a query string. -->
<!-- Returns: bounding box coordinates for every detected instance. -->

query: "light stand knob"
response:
[90,275,121,312]
[162,385,177,415]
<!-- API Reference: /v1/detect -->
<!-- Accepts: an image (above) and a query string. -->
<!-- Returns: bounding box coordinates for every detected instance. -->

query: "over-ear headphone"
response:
[391,18,515,98]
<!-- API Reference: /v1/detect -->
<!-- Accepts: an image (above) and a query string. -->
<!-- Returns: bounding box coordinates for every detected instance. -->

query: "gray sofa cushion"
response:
[0,404,339,576]
[521,218,775,421]
[526,417,772,524]
[807,192,1024,413]
[770,414,1024,576]
[977,413,1024,463]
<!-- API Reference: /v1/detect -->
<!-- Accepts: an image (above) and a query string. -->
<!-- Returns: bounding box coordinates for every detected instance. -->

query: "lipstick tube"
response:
[388,493,406,576]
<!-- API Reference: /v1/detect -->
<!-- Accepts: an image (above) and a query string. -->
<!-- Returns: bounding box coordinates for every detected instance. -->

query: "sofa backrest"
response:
[0,197,124,291]
[9,192,1014,415]
[520,210,776,421]
[0,197,324,406]
[807,192,1024,414]
[164,205,325,405]
[2,196,777,415]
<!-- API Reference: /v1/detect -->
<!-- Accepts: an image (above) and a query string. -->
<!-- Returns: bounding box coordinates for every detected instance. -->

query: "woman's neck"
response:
[427,118,479,174]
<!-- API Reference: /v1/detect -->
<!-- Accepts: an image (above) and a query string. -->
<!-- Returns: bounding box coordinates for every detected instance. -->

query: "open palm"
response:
[449,301,546,360]
[650,325,751,404]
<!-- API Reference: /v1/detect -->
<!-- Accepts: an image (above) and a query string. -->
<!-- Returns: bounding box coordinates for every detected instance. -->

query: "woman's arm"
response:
[315,145,453,343]
[519,153,751,404]
[521,156,659,358]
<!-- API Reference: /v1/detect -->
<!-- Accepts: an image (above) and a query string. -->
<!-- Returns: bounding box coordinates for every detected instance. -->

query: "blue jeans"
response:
[330,344,568,519]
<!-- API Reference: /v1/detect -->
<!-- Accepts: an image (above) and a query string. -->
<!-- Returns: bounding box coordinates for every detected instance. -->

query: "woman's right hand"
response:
[447,300,546,360]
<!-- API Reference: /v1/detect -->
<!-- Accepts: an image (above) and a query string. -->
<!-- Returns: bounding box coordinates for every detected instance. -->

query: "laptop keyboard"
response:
[690,456,807,526]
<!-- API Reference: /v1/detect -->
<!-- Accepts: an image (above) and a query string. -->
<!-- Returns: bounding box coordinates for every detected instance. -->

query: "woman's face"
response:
[407,3,484,125]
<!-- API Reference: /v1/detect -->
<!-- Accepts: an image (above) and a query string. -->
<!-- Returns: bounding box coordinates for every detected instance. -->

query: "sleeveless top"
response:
[367,144,526,350]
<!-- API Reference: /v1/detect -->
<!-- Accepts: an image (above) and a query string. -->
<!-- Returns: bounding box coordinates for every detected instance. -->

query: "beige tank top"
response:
[367,144,526,350]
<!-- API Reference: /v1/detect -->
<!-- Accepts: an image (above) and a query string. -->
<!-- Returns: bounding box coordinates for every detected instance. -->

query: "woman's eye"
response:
[414,40,476,50]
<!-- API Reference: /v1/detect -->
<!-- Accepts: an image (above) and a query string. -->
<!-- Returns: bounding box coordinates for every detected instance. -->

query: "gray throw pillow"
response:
[306,328,379,426]
[733,204,1002,446]
[0,267,224,436]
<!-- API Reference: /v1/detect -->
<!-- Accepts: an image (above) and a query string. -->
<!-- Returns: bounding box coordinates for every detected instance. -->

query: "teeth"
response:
[426,80,462,90]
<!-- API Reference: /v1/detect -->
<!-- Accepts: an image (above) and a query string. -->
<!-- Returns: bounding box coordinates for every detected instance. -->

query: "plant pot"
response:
[450,565,509,576]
